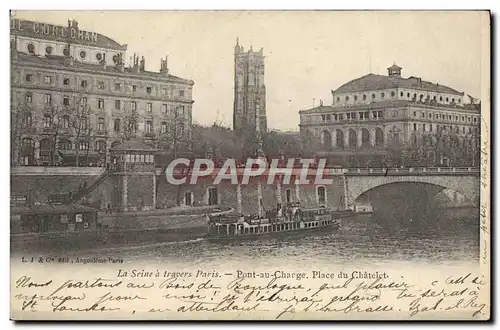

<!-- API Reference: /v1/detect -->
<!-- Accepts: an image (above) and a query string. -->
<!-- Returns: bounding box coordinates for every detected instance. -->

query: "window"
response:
[455,115,459,121]
[25,74,33,82]
[345,96,349,101]
[146,103,152,112]
[114,83,121,91]
[80,97,87,106]
[400,92,404,97]
[179,90,185,97]
[27,43,35,54]
[448,115,452,120]
[468,127,472,134]
[428,113,432,119]
[62,116,69,129]
[467,117,471,122]
[58,139,71,150]
[63,78,70,85]
[160,122,167,134]
[413,123,417,131]
[44,76,52,84]
[114,118,121,132]
[420,94,424,100]
[336,96,340,102]
[98,117,105,131]
[80,117,88,130]
[63,96,70,106]
[462,127,465,134]
[81,80,88,88]
[354,95,358,101]
[433,96,437,101]
[23,113,32,128]
[43,115,51,128]
[429,124,433,132]
[132,85,137,92]
[391,91,395,97]
[162,88,167,95]
[63,47,69,56]
[25,93,32,104]
[80,50,86,59]
[317,186,326,204]
[474,117,477,123]
[371,93,375,99]
[286,189,292,203]
[407,92,410,98]
[362,94,367,100]
[413,111,417,117]
[131,101,137,111]
[208,187,218,205]
[423,124,426,132]
[44,94,52,104]
[146,121,153,134]
[440,96,443,101]
[96,53,103,61]
[177,105,185,116]
[98,81,105,89]
[184,192,193,206]
[79,141,89,150]
[381,92,385,98]
[458,99,461,104]
[146,87,152,94]
[162,104,167,113]
[461,116,465,122]
[95,140,106,151]
[115,100,121,110]
[98,99,104,109]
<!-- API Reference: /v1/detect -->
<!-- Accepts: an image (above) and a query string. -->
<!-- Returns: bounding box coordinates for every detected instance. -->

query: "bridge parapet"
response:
[341,167,480,176]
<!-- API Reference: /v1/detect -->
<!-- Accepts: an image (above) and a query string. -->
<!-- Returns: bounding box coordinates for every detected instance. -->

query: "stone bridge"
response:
[341,167,480,208]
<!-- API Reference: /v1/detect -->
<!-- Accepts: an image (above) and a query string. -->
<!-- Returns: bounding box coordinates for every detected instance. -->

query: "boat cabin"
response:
[11,204,99,236]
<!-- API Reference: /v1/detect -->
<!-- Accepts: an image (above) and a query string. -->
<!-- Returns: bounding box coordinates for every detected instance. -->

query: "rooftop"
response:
[11,19,127,51]
[333,73,464,96]
[14,52,194,84]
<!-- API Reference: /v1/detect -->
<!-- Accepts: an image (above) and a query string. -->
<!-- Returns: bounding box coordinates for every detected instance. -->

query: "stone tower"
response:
[233,38,267,138]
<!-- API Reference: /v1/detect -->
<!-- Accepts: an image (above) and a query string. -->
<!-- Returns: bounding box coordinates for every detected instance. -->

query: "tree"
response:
[11,95,34,166]
[119,102,140,143]
[156,105,193,206]
[68,97,94,167]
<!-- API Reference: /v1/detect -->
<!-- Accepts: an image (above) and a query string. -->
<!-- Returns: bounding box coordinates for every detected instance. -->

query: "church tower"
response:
[233,38,267,138]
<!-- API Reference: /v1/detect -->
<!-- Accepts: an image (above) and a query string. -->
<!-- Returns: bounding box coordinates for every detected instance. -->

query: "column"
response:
[122,174,128,211]
[295,178,300,202]
[331,129,337,149]
[236,183,242,214]
[34,140,40,164]
[257,181,263,216]
[152,172,156,208]
[276,177,282,216]
[370,128,376,147]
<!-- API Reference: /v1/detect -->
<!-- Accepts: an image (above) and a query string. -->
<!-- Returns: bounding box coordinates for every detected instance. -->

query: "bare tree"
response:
[119,102,140,142]
[156,105,192,206]
[68,97,94,167]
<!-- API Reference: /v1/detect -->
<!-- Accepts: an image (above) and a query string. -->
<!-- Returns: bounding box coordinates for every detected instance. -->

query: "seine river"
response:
[55,208,480,268]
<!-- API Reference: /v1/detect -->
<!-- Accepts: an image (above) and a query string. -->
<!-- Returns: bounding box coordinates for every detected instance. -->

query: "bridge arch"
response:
[346,174,479,206]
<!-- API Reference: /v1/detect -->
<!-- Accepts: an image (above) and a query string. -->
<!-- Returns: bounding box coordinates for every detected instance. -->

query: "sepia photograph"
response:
[9,9,490,321]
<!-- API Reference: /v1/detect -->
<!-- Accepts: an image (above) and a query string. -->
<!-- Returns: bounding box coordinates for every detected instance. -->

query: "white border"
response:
[3,1,498,329]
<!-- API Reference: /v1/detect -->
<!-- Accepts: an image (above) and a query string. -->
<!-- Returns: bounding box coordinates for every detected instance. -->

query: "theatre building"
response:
[10,18,194,167]
[299,64,481,167]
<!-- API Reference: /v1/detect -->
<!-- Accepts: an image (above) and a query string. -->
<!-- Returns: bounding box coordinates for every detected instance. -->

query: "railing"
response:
[342,167,480,175]
[68,169,109,204]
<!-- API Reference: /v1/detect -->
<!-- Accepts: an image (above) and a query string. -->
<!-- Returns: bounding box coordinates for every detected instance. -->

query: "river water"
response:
[56,208,479,269]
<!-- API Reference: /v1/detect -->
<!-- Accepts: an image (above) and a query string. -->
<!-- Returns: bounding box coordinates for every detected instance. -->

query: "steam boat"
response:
[207,202,346,241]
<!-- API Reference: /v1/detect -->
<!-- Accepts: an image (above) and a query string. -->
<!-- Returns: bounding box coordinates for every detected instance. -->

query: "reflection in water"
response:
[49,209,479,267]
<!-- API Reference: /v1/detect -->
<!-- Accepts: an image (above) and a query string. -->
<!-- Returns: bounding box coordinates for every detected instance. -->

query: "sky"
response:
[12,10,487,131]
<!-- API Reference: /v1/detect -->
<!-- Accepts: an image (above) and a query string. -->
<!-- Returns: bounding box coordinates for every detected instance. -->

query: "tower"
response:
[233,38,267,138]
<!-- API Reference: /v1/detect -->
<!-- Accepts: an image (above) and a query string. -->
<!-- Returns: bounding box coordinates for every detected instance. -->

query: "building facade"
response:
[233,38,267,137]
[299,64,481,166]
[11,18,195,167]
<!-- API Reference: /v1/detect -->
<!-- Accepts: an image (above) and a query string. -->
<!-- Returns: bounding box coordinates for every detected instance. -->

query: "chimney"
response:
[140,56,145,72]
[132,53,140,73]
[160,55,169,75]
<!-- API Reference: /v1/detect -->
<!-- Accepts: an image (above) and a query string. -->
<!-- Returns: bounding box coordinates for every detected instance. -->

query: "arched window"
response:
[348,129,357,149]
[336,130,344,149]
[62,115,70,129]
[160,122,168,134]
[114,118,121,132]
[375,127,384,147]
[321,130,332,150]
[43,114,52,128]
[361,128,370,148]
[317,186,326,205]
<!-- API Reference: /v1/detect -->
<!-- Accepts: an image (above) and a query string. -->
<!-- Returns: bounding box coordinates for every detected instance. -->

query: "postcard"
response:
[10,10,490,320]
